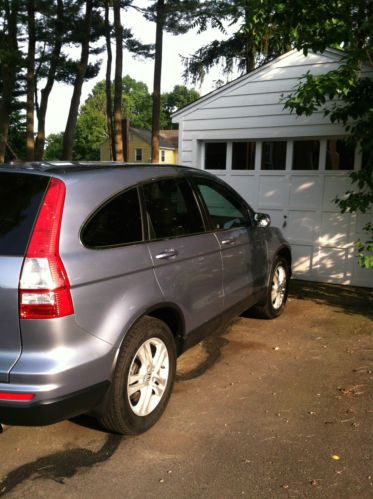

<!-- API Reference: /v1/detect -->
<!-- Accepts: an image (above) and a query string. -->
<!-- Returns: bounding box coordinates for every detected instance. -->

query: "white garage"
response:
[172,49,372,288]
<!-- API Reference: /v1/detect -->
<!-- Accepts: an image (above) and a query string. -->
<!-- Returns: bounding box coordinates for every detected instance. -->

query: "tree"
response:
[104,0,115,160]
[34,0,65,160]
[162,85,200,128]
[113,0,124,161]
[62,0,95,160]
[0,0,21,163]
[143,0,199,162]
[25,0,35,160]
[45,78,199,160]
[183,0,290,84]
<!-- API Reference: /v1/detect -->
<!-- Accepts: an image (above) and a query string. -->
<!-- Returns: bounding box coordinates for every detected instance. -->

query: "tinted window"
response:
[232,142,256,170]
[326,140,354,170]
[143,178,204,239]
[0,172,49,256]
[195,179,250,230]
[82,188,142,248]
[205,142,227,170]
[261,141,286,170]
[293,140,320,170]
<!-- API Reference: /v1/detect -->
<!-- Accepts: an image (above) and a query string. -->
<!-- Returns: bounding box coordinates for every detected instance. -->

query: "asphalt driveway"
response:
[0,280,372,498]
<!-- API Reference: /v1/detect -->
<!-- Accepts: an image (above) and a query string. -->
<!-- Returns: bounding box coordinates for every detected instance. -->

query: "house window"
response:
[261,141,286,170]
[326,140,354,170]
[204,142,227,170]
[161,150,166,162]
[135,148,143,161]
[232,142,256,170]
[293,140,320,170]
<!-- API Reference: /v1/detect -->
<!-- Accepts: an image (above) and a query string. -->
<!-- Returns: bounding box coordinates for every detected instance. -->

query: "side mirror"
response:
[254,212,271,228]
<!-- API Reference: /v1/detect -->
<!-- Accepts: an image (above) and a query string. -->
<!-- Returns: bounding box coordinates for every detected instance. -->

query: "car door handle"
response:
[155,249,178,260]
[221,238,236,246]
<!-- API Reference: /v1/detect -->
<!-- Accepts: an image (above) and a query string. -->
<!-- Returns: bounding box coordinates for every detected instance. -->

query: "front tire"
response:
[253,256,290,319]
[100,316,176,435]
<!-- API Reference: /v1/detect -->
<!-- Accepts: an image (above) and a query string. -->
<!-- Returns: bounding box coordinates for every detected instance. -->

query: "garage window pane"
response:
[232,142,256,170]
[326,140,354,170]
[205,142,227,170]
[293,140,320,170]
[261,141,286,170]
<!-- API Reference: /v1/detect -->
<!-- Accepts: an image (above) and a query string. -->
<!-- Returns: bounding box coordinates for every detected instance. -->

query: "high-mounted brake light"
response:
[19,178,74,319]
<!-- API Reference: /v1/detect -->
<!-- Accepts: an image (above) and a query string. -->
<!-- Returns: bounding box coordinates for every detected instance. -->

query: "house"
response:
[172,49,372,288]
[100,127,178,164]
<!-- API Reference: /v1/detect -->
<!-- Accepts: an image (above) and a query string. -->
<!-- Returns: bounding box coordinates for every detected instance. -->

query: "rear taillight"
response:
[19,178,74,319]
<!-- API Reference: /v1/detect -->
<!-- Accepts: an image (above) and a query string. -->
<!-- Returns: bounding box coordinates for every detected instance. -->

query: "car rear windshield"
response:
[0,172,50,256]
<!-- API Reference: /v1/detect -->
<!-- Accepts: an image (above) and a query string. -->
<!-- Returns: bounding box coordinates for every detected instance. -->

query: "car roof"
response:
[0,161,202,175]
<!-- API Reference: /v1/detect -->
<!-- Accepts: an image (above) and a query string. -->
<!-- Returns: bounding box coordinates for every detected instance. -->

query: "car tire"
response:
[253,256,290,319]
[99,316,176,435]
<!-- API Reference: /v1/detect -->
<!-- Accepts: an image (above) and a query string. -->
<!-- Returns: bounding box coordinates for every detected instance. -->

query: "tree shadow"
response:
[289,279,373,320]
[0,434,122,497]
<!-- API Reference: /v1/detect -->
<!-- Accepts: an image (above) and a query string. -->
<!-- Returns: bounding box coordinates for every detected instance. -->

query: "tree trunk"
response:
[113,0,123,161]
[34,0,64,160]
[26,0,36,160]
[105,0,115,161]
[151,0,165,164]
[62,0,93,160]
[0,0,19,163]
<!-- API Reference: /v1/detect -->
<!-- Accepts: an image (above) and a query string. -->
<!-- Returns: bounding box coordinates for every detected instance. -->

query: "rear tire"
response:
[100,316,176,435]
[253,256,290,319]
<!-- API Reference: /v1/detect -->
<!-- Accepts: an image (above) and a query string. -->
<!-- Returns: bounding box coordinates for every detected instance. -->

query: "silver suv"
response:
[0,162,291,434]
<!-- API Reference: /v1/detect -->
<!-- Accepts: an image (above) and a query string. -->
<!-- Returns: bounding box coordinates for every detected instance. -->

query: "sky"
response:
[45,2,237,135]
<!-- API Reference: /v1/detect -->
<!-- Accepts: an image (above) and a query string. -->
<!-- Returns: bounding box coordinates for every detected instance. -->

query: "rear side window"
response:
[142,178,204,239]
[0,172,49,256]
[82,188,143,248]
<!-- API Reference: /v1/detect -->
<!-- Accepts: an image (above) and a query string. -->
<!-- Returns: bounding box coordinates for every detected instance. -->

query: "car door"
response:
[190,176,267,312]
[142,176,224,342]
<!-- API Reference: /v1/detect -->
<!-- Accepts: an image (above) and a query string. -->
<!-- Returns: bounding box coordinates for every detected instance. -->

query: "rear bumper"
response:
[0,381,109,426]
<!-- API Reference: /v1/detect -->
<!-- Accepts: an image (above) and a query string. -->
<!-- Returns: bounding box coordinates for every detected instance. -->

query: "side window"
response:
[142,178,204,239]
[194,179,250,230]
[82,188,143,248]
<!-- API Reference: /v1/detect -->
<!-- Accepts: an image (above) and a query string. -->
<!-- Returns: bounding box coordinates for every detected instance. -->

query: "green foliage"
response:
[183,0,290,83]
[44,132,63,160]
[279,0,372,269]
[45,77,199,160]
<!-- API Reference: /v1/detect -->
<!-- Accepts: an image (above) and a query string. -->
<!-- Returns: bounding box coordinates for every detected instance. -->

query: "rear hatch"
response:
[0,170,49,382]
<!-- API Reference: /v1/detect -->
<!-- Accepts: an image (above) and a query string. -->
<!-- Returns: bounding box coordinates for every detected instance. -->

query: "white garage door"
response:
[201,140,372,288]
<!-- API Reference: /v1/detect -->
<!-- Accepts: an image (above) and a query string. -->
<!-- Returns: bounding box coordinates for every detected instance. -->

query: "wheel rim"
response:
[127,337,170,417]
[271,264,287,310]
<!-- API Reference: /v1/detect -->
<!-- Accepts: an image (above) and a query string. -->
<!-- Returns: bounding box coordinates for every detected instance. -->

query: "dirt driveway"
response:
[0,281,372,498]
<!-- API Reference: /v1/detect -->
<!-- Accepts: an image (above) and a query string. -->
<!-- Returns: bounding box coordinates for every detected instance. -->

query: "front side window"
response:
[82,188,143,248]
[232,142,256,170]
[194,179,250,230]
[326,139,354,170]
[293,140,320,170]
[142,178,204,239]
[135,148,143,161]
[204,142,227,170]
[261,141,286,170]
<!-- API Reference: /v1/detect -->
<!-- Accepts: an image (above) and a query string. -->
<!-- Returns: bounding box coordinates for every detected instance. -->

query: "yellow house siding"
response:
[100,130,178,164]
[129,134,151,162]
[159,148,177,164]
